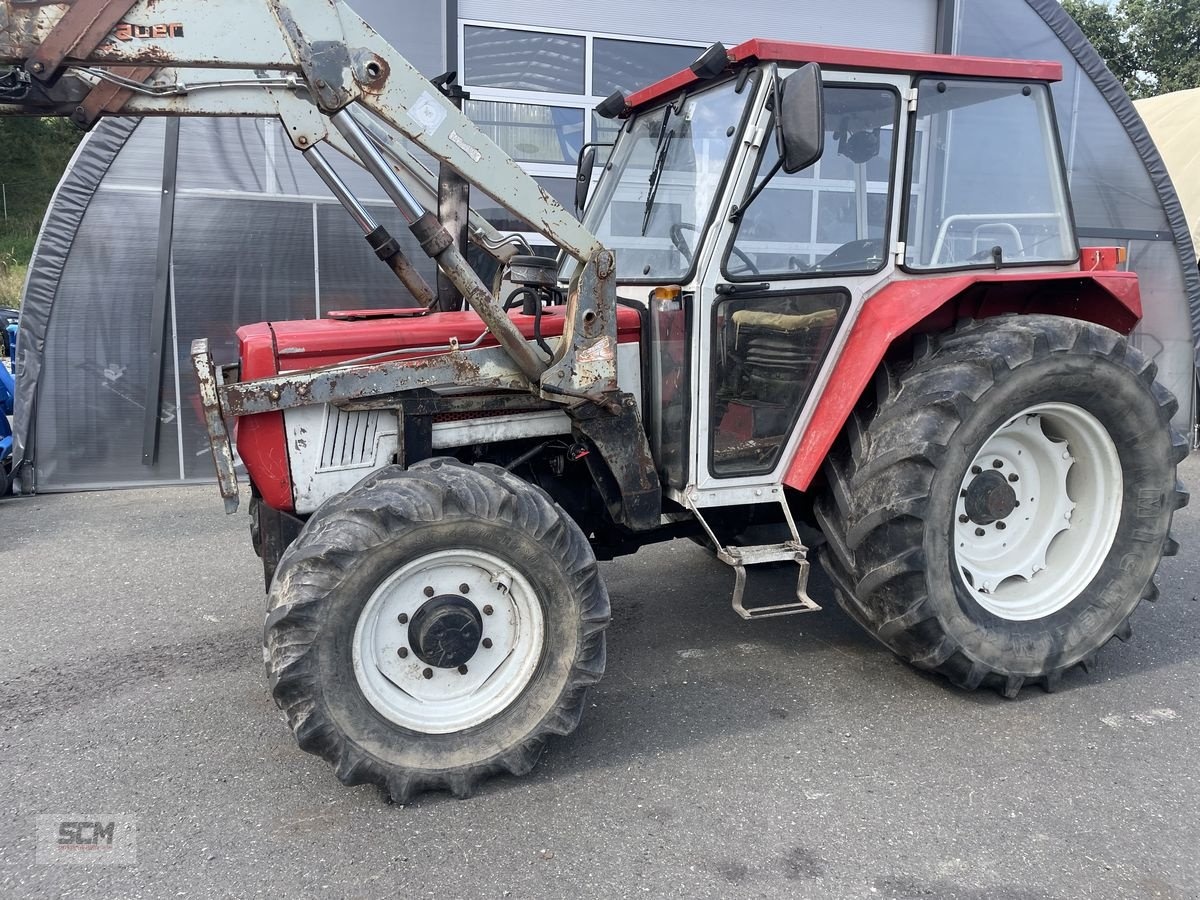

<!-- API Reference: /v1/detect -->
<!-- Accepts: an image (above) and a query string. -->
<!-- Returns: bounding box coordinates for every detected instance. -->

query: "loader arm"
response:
[0,0,660,528]
[0,0,601,261]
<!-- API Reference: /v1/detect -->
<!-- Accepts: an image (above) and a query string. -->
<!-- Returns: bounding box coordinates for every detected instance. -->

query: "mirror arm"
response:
[729,157,785,223]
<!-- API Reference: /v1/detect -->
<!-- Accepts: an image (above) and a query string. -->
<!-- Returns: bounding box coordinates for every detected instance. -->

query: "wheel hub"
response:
[408,595,482,668]
[963,469,1017,525]
[351,549,545,734]
[953,404,1123,621]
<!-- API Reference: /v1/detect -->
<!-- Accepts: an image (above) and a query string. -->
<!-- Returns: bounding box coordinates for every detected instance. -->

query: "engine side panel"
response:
[241,308,644,514]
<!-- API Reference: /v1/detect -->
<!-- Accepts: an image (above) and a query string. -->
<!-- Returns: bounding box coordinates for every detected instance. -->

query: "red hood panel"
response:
[240,306,643,372]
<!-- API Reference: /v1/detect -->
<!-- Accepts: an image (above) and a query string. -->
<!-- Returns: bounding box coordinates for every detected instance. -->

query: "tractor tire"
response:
[264,458,609,801]
[815,315,1188,697]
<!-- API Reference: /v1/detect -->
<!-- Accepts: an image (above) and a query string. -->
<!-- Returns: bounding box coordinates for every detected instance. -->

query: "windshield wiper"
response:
[641,101,680,236]
[641,129,675,235]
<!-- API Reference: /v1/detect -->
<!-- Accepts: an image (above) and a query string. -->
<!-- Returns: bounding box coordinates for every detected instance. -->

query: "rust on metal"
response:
[571,394,662,531]
[340,390,556,415]
[355,51,390,94]
[219,345,532,418]
[539,250,621,403]
[387,247,437,307]
[27,0,140,81]
[73,62,155,127]
[190,339,240,514]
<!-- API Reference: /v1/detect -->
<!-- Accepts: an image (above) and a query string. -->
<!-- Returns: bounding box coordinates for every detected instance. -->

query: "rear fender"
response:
[782,271,1141,492]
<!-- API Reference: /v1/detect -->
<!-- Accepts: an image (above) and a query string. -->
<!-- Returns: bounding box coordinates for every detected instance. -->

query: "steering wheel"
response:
[670,222,760,276]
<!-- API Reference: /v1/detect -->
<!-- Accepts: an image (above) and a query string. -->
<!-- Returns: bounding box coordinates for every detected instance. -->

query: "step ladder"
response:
[688,494,823,620]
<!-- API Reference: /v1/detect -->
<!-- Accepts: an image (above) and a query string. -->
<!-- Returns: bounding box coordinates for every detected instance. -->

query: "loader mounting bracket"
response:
[572,395,662,532]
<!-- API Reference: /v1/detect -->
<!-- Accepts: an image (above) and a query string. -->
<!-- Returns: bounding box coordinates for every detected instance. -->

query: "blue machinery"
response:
[1,323,15,492]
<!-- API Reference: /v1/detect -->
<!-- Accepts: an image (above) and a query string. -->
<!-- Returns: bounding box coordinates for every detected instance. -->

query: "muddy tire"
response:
[264,458,609,801]
[815,315,1188,696]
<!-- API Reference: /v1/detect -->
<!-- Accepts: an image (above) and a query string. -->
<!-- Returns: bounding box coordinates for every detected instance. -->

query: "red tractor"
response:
[2,2,1186,801]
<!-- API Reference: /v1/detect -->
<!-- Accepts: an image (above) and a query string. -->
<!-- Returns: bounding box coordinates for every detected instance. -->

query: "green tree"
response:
[0,117,83,257]
[1063,0,1200,98]
[0,116,82,305]
[1062,0,1138,90]
[1121,0,1200,96]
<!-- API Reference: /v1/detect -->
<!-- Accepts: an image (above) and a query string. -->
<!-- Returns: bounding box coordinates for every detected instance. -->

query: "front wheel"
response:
[816,315,1189,696]
[264,459,609,801]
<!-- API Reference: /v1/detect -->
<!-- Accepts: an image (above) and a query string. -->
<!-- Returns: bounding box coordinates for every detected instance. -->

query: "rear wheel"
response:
[264,458,609,801]
[816,315,1188,696]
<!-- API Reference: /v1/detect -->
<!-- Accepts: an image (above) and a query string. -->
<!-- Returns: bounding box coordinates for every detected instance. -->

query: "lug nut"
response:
[959,514,970,524]
[996,521,1007,531]
[423,586,435,598]
[422,668,433,679]
[992,459,1004,468]
[397,647,408,658]
[483,605,494,616]
[482,638,493,649]
[458,665,469,675]
[459,583,470,594]
[1009,473,1019,482]
[971,465,982,475]
[975,527,986,537]
[397,612,409,624]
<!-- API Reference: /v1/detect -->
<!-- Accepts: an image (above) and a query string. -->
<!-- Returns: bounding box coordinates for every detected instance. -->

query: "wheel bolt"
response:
[992,459,1003,468]
[458,665,469,675]
[996,521,1007,531]
[459,583,470,594]
[959,514,970,524]
[397,613,409,624]
[422,668,433,679]
[482,638,493,649]
[1009,473,1019,482]
[483,605,494,616]
[397,647,408,658]
[423,586,435,598]
[971,465,982,475]
[975,527,986,537]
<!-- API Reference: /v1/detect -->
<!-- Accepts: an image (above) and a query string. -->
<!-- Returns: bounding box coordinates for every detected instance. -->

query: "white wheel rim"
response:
[953,402,1123,621]
[352,549,545,734]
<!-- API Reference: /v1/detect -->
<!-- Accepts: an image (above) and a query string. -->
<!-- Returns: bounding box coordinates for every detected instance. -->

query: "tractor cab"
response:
[569,40,1080,504]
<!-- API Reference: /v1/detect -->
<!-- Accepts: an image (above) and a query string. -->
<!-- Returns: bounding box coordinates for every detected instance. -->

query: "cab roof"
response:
[624,38,1063,113]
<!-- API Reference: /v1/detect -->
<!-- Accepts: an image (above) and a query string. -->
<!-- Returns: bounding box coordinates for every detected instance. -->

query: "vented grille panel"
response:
[320,407,389,471]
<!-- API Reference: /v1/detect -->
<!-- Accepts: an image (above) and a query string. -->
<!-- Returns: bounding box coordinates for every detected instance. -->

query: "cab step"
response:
[717,542,823,619]
[686,491,824,620]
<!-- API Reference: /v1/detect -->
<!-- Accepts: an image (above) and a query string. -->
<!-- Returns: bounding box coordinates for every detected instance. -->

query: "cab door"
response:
[690,73,912,501]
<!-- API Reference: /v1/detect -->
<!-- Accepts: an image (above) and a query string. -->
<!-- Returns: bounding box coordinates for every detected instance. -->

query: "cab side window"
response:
[726,85,899,280]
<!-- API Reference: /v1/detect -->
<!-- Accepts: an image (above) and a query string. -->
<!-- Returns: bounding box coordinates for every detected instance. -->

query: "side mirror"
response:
[575,145,597,215]
[777,63,825,174]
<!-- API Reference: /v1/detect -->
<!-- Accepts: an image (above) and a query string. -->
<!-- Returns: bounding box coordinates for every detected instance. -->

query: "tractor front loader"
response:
[1,2,1187,801]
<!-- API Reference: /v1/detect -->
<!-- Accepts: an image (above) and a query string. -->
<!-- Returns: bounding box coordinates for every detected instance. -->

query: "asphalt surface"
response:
[2,456,1198,899]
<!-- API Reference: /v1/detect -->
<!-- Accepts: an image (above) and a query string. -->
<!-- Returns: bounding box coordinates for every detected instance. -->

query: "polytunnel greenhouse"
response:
[11,0,1198,492]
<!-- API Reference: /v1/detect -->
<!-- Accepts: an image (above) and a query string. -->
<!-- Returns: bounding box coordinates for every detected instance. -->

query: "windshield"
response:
[567,77,754,282]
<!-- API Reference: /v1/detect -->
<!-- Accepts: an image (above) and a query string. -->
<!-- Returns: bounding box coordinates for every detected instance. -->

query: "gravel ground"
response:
[1,455,1197,899]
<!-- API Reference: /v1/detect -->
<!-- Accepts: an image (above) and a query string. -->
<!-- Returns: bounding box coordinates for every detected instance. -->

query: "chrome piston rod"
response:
[303,144,437,306]
[330,107,548,381]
